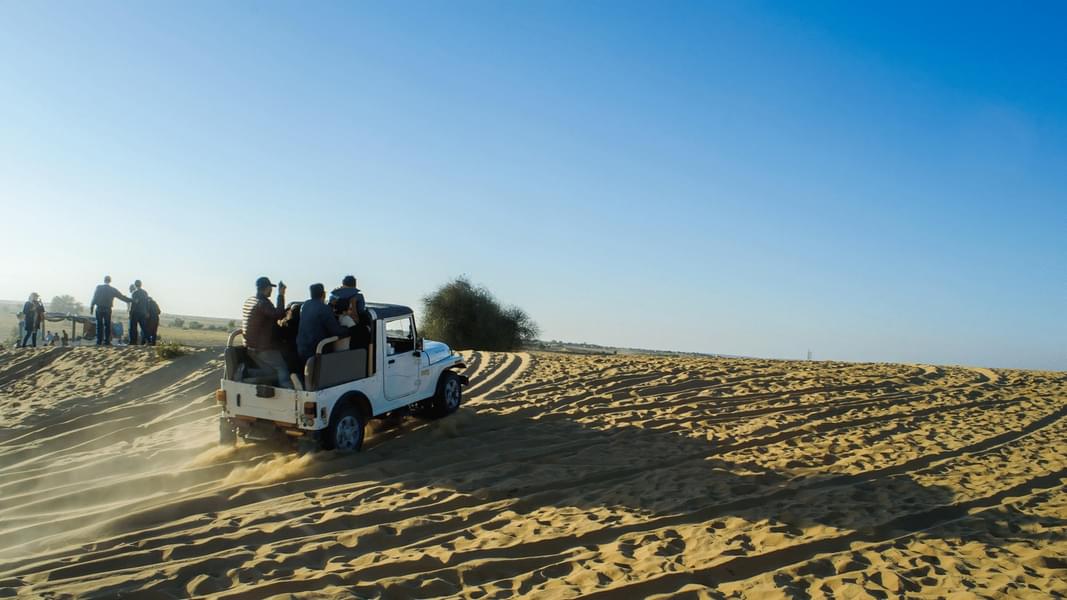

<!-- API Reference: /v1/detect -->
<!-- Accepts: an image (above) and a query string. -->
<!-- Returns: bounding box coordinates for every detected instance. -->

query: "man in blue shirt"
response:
[90,275,131,346]
[297,283,344,363]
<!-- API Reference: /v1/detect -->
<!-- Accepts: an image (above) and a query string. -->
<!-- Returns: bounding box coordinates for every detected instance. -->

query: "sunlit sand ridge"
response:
[0,347,1064,598]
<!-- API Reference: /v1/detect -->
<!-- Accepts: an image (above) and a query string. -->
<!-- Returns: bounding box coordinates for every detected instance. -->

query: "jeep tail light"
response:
[216,389,227,404]
[304,402,317,417]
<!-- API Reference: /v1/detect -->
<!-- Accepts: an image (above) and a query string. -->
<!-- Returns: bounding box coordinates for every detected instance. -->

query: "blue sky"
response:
[1,2,1064,370]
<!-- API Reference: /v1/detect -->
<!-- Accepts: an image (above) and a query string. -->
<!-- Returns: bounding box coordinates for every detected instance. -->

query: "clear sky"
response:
[1,2,1064,370]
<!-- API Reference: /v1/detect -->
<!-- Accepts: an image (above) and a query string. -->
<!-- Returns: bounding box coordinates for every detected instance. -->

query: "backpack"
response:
[148,298,161,318]
[329,288,366,313]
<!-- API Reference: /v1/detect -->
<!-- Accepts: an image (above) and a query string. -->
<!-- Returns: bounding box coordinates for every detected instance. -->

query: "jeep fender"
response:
[444,369,469,387]
[332,391,373,423]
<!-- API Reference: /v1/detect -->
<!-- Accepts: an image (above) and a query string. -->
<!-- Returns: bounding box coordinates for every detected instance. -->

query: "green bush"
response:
[188,321,204,330]
[155,342,186,360]
[49,295,85,315]
[421,276,538,351]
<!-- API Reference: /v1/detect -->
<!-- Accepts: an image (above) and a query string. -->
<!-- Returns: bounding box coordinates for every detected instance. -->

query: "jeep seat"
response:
[304,348,368,391]
[225,345,283,385]
[224,346,247,381]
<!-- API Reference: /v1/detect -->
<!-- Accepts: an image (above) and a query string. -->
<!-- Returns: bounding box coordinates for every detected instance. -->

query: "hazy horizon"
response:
[2,2,1064,370]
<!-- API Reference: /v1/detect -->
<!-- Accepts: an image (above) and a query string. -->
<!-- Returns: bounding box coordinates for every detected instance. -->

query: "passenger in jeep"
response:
[329,274,366,316]
[297,283,345,363]
[334,296,371,352]
[242,276,292,388]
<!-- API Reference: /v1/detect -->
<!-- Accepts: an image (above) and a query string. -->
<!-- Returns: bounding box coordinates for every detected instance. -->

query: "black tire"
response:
[323,404,365,452]
[428,371,462,419]
[219,416,237,446]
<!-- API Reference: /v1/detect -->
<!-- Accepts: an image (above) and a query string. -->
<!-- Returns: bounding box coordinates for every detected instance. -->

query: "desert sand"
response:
[0,346,1064,598]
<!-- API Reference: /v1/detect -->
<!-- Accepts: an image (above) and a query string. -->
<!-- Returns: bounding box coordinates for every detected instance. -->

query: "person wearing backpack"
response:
[145,297,161,345]
[330,274,371,327]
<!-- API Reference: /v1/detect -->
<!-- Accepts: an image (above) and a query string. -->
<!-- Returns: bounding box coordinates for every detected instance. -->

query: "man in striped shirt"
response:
[242,276,292,388]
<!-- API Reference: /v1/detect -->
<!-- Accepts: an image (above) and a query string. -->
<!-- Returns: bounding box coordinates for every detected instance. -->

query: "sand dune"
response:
[0,347,1065,598]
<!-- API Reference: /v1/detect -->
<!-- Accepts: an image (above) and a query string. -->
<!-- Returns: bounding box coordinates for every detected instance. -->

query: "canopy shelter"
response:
[42,312,96,341]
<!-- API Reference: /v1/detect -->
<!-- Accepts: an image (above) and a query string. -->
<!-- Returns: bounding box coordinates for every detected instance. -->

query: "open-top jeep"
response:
[217,303,468,451]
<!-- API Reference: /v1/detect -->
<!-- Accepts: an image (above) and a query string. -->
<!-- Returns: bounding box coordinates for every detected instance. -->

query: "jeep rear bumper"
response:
[225,415,322,441]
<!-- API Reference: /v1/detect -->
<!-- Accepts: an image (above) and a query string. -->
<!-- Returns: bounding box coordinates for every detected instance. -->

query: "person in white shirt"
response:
[333,297,371,352]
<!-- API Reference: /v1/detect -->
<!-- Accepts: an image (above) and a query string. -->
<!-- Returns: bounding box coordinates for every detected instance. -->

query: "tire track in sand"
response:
[465,353,529,399]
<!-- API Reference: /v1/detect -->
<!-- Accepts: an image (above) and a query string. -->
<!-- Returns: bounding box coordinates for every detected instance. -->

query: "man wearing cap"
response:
[297,283,346,364]
[90,275,131,346]
[242,276,291,388]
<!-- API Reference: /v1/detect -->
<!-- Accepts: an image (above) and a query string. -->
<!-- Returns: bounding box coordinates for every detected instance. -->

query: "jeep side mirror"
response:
[416,336,424,351]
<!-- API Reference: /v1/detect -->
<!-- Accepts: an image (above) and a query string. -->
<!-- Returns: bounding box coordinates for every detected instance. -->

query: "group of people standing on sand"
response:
[90,276,162,346]
[15,276,162,349]
[242,274,371,389]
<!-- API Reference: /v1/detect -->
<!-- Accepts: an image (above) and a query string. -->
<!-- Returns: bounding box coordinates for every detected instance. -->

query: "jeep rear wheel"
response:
[324,405,365,452]
[428,371,462,419]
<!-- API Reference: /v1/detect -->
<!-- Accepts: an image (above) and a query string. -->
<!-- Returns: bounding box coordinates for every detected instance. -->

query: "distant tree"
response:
[421,276,539,351]
[171,317,185,328]
[49,295,84,315]
[227,320,237,329]
[188,321,204,330]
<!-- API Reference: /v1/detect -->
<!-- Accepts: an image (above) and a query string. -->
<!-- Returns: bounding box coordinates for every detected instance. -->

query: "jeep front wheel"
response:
[429,371,462,419]
[324,405,365,452]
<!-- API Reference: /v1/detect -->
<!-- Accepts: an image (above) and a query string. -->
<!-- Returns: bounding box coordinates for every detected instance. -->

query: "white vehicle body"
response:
[217,303,468,450]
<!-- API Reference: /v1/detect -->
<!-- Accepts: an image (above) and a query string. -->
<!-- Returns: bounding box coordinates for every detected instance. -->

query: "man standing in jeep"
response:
[330,274,366,315]
[297,283,345,363]
[242,276,292,388]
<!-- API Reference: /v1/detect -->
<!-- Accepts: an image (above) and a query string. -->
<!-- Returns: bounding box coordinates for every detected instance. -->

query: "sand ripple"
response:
[0,347,1064,598]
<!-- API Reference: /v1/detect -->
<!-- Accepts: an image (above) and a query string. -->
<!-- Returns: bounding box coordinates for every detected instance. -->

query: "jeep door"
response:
[383,315,421,401]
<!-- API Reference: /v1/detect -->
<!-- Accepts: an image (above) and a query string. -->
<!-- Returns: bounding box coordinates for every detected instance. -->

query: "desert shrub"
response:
[171,317,185,328]
[155,342,186,360]
[421,276,538,351]
[227,320,237,329]
[188,321,204,330]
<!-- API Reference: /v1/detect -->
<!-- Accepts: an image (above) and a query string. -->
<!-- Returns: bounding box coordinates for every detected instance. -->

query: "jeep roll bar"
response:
[316,336,345,355]
[227,329,244,348]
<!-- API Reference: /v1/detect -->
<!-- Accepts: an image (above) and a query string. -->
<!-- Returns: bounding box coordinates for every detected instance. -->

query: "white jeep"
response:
[216,302,468,451]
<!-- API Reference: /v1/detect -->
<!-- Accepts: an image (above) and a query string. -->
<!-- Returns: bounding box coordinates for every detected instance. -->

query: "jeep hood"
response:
[423,340,453,365]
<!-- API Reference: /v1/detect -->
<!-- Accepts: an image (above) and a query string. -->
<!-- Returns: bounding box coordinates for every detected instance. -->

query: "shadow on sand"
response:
[3,388,1064,598]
